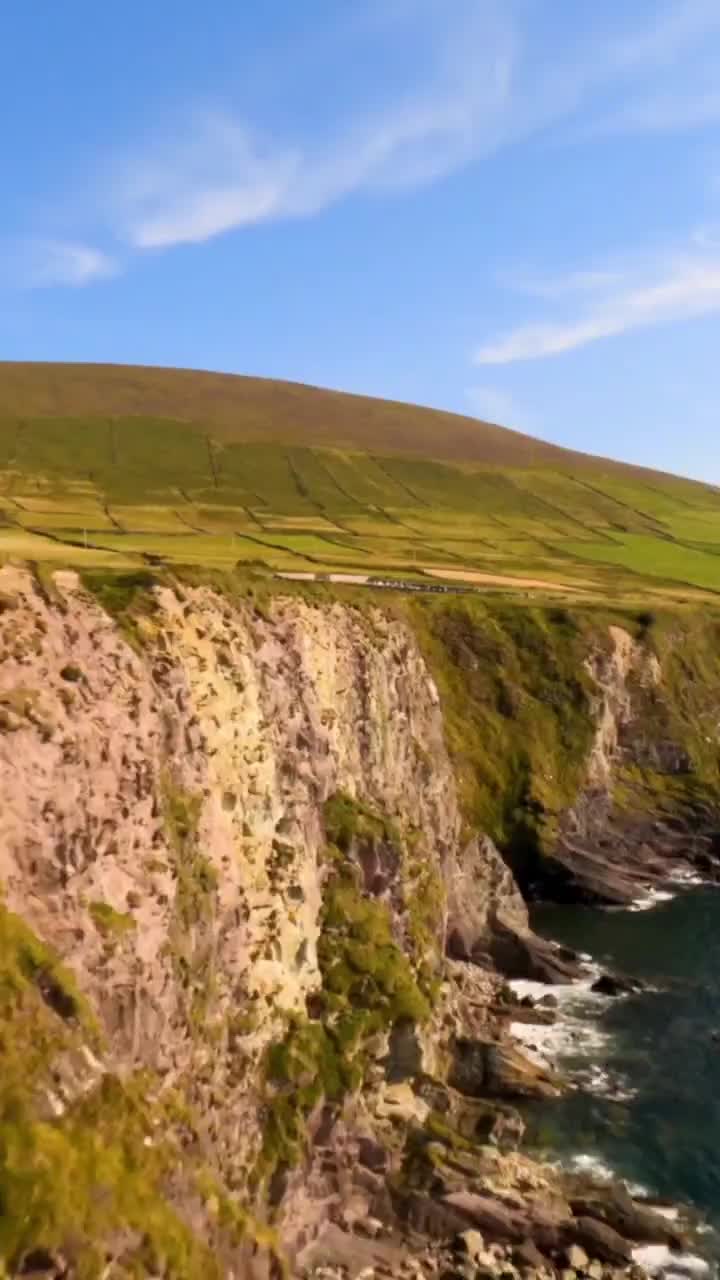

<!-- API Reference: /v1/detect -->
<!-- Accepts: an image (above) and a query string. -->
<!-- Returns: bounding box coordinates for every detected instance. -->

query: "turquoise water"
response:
[526,887,720,1234]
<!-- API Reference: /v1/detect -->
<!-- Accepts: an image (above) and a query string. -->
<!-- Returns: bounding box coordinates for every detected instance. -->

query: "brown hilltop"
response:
[0,359,613,470]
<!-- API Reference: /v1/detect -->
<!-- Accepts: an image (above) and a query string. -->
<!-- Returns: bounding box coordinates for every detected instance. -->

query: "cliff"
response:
[0,564,718,1280]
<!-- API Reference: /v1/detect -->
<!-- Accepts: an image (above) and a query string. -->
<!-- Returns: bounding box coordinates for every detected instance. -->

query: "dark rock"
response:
[443,1191,570,1256]
[397,1191,473,1241]
[591,974,642,998]
[415,1078,526,1149]
[442,1193,534,1244]
[445,835,529,965]
[568,1185,687,1249]
[513,1240,549,1269]
[312,1104,338,1147]
[357,1136,390,1173]
[384,1020,424,1083]
[449,1038,561,1101]
[488,922,585,985]
[566,1218,632,1265]
[17,1250,67,1278]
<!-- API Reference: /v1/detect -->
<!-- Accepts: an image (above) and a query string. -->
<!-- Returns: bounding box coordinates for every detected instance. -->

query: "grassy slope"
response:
[0,360,635,465]
[1,361,719,599]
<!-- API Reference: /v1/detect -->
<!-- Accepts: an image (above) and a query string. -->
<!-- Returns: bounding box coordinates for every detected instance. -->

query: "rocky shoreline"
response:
[296,866,720,1280]
[297,1144,708,1280]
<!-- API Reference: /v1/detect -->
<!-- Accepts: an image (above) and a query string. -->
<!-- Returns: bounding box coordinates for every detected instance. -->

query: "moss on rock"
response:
[89,900,136,938]
[256,807,434,1193]
[400,599,599,852]
[81,569,160,650]
[318,870,430,1029]
[0,903,270,1280]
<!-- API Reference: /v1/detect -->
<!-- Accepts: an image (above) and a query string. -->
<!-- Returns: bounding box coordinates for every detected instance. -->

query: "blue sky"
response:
[3,0,720,480]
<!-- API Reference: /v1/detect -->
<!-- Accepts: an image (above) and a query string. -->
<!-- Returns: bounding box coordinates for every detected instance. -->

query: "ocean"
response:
[511,886,720,1262]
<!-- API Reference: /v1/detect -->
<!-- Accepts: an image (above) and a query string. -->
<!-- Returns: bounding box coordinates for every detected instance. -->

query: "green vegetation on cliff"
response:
[398,594,720,882]
[403,598,600,854]
[0,903,235,1280]
[257,795,432,1193]
[614,610,720,815]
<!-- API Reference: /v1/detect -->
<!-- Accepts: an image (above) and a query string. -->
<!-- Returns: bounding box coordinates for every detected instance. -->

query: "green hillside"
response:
[1,361,719,601]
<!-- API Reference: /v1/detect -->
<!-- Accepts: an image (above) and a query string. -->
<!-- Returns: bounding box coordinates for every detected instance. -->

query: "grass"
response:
[562,533,720,592]
[0,362,718,599]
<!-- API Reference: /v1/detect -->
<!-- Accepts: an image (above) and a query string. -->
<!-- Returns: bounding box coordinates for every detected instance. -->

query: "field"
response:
[0,362,719,602]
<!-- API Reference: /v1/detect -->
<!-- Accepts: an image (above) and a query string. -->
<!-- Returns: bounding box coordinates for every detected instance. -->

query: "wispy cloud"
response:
[590,88,720,137]
[2,239,118,289]
[119,118,301,249]
[475,239,720,364]
[498,267,624,301]
[113,5,516,249]
[109,0,720,254]
[12,0,720,278]
[607,0,720,72]
[561,0,720,140]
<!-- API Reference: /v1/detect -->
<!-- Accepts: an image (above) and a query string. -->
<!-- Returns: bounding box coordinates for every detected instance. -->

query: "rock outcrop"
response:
[523,624,720,906]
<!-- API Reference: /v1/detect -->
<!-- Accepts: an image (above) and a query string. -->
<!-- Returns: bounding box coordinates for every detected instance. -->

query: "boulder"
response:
[443,1192,529,1242]
[513,1240,549,1270]
[397,1192,473,1241]
[375,1083,430,1126]
[590,974,642,998]
[416,1076,527,1149]
[567,1219,631,1265]
[454,1229,486,1261]
[568,1185,687,1249]
[488,922,585,984]
[565,1245,590,1270]
[449,1039,561,1101]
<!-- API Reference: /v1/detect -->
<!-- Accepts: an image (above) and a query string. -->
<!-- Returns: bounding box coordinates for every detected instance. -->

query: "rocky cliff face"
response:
[547,622,720,906]
[0,565,718,1280]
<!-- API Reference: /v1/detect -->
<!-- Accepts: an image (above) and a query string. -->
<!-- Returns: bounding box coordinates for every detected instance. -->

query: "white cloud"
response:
[114,5,517,249]
[499,267,624,301]
[108,0,720,255]
[475,243,720,364]
[2,239,118,289]
[14,0,720,271]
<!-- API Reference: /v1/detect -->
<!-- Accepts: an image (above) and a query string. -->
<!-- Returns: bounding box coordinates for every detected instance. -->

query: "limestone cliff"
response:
[0,565,718,1280]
